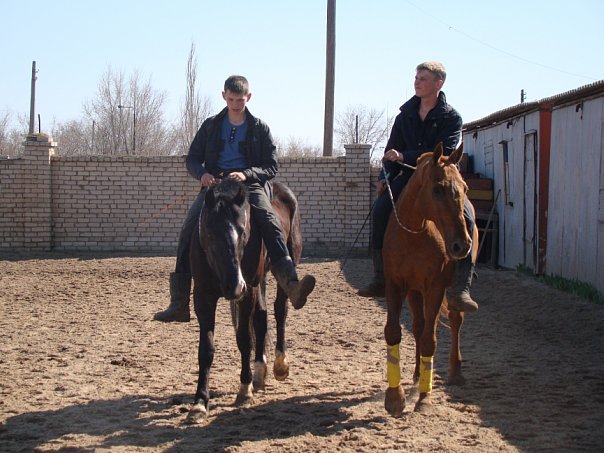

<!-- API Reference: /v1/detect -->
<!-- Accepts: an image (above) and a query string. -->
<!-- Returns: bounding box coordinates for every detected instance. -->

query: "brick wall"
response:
[0,140,373,257]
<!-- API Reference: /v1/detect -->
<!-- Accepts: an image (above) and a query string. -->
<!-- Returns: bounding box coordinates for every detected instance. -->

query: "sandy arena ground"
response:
[1,255,603,452]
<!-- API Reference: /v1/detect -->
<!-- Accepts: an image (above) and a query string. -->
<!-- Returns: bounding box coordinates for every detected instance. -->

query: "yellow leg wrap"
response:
[418,355,434,394]
[386,344,401,388]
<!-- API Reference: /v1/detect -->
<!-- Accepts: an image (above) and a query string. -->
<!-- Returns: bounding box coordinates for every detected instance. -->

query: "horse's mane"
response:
[414,150,463,179]
[416,151,433,167]
[209,179,248,206]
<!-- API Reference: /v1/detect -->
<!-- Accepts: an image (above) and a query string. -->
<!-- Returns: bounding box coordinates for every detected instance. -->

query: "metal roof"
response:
[463,80,604,132]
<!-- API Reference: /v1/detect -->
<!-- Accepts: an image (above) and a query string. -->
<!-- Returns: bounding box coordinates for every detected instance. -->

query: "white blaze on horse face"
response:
[451,179,465,202]
[242,210,248,232]
[227,222,246,297]
[227,223,239,248]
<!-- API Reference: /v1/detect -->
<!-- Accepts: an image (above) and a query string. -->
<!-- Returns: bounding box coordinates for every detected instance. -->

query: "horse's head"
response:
[199,179,250,300]
[415,142,472,260]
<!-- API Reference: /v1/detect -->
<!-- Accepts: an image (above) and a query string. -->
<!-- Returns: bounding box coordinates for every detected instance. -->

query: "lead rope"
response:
[381,162,427,234]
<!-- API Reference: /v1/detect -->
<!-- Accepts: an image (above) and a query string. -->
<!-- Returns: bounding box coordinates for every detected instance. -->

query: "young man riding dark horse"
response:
[154,75,315,322]
[358,61,478,313]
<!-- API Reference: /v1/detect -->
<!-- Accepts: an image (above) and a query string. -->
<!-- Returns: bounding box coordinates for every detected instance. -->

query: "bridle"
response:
[381,161,427,235]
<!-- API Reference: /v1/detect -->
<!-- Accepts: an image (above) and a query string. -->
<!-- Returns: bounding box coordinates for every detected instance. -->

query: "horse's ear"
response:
[432,142,444,165]
[205,187,216,209]
[233,186,247,206]
[448,143,464,166]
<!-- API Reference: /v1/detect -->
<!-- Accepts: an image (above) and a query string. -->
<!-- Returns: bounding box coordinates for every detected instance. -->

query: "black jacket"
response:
[382,91,462,181]
[186,107,278,186]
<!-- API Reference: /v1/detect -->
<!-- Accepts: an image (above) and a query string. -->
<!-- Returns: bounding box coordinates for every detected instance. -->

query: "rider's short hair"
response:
[224,75,249,94]
[416,61,447,82]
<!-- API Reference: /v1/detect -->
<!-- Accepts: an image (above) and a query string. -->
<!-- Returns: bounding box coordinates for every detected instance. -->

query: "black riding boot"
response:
[357,249,385,297]
[447,255,479,312]
[271,256,316,310]
[153,273,191,322]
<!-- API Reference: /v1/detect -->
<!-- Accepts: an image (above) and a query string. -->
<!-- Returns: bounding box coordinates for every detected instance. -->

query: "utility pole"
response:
[323,0,335,157]
[29,61,37,135]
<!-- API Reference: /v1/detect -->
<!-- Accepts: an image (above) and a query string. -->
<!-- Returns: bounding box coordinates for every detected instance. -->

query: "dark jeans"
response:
[174,182,289,275]
[371,174,476,251]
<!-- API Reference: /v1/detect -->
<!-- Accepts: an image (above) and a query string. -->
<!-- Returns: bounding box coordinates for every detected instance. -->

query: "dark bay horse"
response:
[382,142,478,415]
[187,179,302,423]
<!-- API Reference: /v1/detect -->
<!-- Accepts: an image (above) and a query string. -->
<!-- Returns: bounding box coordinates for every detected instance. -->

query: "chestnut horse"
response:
[187,179,302,423]
[382,142,478,415]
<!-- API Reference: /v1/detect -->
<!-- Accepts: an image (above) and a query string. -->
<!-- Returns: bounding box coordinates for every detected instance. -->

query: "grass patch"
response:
[516,265,603,304]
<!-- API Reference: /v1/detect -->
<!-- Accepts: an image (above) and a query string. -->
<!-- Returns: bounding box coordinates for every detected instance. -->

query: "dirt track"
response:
[1,255,603,452]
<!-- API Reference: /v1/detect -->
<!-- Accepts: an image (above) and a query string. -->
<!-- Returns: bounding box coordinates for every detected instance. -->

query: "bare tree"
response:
[52,119,93,156]
[0,111,12,156]
[174,43,212,155]
[335,105,392,163]
[128,71,171,156]
[75,67,170,156]
[0,112,28,158]
[275,136,323,158]
[82,68,127,155]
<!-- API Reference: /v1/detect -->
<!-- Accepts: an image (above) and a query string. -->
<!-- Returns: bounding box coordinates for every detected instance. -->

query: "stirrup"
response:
[357,281,385,298]
[446,292,478,312]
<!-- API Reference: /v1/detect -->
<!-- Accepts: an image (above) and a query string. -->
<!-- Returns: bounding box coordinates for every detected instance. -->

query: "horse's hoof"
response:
[253,361,268,391]
[235,382,254,406]
[447,371,466,386]
[185,402,208,424]
[273,351,289,381]
[384,386,405,417]
[414,394,434,413]
[235,393,255,406]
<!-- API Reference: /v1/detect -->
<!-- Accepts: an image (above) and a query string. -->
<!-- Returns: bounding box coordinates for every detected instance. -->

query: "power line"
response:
[402,0,599,81]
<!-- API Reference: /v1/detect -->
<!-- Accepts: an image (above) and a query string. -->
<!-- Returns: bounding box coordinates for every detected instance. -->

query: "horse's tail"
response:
[273,182,303,265]
[438,302,451,329]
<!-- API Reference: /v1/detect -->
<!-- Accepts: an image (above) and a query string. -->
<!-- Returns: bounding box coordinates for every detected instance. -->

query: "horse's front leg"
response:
[252,284,268,391]
[384,280,407,417]
[406,290,425,384]
[273,284,289,381]
[447,309,465,386]
[187,290,218,424]
[235,290,255,406]
[414,288,444,413]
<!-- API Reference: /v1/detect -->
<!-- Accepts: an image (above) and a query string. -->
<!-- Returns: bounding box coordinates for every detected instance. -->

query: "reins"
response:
[340,160,423,274]
[382,162,427,235]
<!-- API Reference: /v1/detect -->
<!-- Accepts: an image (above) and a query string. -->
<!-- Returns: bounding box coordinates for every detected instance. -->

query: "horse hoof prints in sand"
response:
[382,143,478,416]
[186,179,306,424]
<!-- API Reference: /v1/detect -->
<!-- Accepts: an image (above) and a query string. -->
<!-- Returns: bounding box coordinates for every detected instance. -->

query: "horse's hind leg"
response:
[273,285,289,381]
[235,292,255,406]
[447,309,466,386]
[414,290,442,413]
[252,284,268,391]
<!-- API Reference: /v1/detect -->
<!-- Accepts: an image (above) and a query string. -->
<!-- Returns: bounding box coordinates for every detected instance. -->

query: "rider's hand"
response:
[376,179,386,195]
[226,171,246,182]
[383,149,404,163]
[200,173,216,188]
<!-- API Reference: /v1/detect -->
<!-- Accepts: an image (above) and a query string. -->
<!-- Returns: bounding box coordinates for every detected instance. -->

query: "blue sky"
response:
[2,0,603,147]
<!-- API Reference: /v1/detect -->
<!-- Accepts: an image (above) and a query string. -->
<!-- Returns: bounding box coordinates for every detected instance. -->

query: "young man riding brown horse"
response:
[358,61,478,313]
[154,75,315,323]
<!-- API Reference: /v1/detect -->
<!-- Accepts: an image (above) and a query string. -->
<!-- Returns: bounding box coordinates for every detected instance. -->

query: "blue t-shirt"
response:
[217,116,248,171]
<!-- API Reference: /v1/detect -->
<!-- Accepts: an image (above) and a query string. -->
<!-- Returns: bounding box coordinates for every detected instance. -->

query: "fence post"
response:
[21,134,57,251]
